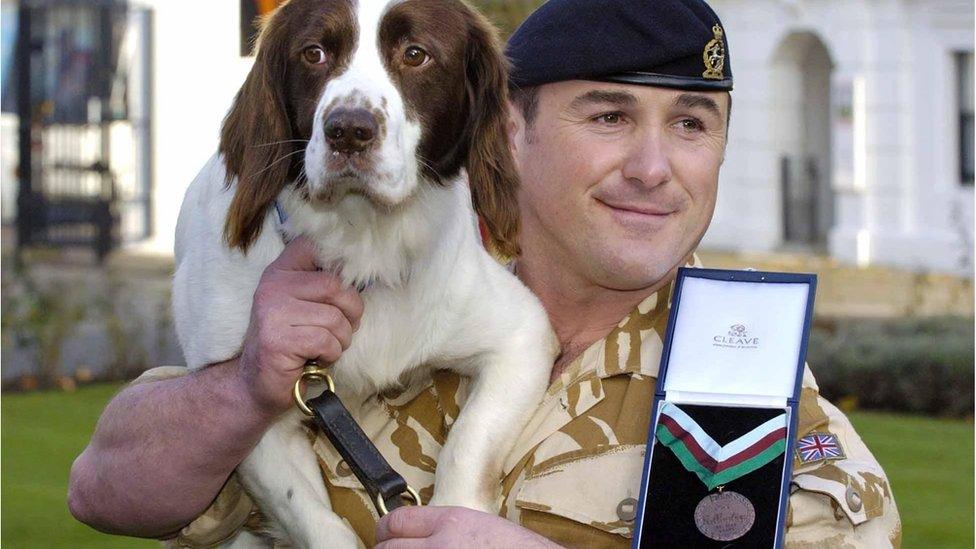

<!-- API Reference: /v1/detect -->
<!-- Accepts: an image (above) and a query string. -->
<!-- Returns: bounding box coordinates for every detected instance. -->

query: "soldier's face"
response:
[509,80,728,291]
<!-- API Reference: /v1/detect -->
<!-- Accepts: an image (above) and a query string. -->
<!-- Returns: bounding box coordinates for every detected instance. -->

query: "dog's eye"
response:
[402,45,429,67]
[302,46,327,65]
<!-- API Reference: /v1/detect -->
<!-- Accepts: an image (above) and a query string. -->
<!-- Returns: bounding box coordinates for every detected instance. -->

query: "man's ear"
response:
[505,100,523,159]
[220,9,294,254]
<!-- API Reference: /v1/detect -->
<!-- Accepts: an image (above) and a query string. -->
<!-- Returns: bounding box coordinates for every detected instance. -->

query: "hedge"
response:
[807,317,974,418]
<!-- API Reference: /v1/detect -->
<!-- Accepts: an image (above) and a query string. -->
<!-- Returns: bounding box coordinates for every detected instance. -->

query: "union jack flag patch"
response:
[795,432,846,464]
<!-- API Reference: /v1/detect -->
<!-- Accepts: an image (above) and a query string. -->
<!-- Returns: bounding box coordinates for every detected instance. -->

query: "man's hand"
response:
[67,236,365,536]
[375,506,563,548]
[238,236,364,415]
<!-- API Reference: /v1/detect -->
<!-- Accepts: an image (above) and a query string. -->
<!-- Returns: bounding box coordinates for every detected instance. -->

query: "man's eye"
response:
[594,112,624,125]
[677,118,705,132]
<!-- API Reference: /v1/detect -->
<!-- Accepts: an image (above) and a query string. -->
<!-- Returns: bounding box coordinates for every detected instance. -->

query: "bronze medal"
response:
[693,490,755,541]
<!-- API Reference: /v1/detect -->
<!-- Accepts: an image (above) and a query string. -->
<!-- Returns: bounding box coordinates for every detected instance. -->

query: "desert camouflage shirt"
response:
[144,276,902,548]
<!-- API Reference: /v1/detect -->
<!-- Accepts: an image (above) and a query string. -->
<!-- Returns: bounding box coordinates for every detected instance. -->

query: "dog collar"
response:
[273,200,373,292]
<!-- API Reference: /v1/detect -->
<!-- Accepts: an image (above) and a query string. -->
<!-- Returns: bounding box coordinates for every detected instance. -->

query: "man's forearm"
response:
[67,360,274,538]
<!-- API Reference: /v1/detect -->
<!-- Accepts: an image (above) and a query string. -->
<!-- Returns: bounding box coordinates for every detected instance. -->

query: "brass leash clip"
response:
[376,486,423,516]
[293,360,334,416]
[291,359,423,513]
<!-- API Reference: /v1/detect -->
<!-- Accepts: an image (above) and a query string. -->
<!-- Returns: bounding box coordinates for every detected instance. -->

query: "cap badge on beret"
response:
[506,0,734,91]
[702,25,726,80]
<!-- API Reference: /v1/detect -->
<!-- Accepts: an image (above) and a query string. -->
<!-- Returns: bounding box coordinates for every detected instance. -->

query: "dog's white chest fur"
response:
[173,156,556,547]
[172,0,557,545]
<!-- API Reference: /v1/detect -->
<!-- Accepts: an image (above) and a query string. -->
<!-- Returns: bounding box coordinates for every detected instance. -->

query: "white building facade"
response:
[704,0,975,275]
[135,0,252,256]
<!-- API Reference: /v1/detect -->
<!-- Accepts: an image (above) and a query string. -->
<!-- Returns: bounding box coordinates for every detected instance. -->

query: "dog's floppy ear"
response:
[462,13,520,258]
[220,10,293,253]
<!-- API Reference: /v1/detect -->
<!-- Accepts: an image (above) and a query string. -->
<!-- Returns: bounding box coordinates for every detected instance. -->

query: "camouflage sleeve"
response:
[128,365,194,385]
[786,368,902,548]
[162,475,260,549]
[129,367,260,548]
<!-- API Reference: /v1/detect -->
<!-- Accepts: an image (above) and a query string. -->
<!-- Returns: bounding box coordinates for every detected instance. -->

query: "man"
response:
[68,0,902,547]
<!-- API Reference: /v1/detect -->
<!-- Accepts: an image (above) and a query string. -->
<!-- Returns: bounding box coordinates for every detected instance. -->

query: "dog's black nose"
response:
[324,108,378,154]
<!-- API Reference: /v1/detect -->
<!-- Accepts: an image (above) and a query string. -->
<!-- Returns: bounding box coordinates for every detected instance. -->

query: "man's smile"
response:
[593,196,679,230]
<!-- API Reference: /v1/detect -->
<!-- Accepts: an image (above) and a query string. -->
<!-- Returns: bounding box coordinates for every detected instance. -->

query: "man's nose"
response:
[324,108,378,154]
[621,132,672,188]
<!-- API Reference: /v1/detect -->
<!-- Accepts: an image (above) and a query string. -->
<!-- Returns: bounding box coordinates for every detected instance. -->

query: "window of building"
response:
[957,51,974,185]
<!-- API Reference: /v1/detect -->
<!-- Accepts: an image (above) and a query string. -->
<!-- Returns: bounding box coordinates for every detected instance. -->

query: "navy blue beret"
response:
[506,0,732,91]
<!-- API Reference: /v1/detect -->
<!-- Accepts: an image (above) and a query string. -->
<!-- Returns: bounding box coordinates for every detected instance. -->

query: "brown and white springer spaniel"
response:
[172,0,557,546]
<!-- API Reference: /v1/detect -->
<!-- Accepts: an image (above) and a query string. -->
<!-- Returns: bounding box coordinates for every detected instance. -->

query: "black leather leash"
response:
[294,363,421,516]
[274,207,417,515]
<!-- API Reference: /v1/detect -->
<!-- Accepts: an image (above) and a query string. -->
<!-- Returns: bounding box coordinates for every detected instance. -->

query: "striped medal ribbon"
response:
[655,402,788,541]
[655,401,788,490]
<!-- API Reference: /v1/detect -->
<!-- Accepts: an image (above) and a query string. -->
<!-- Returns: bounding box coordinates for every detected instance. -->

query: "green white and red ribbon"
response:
[655,402,787,490]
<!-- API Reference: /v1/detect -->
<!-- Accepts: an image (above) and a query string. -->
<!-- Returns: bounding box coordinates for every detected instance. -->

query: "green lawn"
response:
[1,383,155,548]
[848,410,974,548]
[2,384,973,547]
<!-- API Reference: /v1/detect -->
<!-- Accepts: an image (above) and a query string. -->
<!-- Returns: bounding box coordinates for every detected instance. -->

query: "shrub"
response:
[808,317,974,418]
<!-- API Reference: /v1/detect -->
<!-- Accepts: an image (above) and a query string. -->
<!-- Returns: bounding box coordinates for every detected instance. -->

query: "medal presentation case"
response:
[632,268,817,548]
